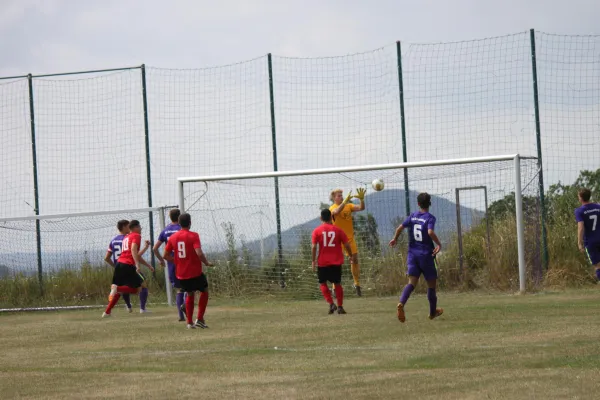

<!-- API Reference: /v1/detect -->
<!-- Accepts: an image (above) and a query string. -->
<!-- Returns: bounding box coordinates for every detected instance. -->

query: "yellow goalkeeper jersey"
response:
[329,203,355,239]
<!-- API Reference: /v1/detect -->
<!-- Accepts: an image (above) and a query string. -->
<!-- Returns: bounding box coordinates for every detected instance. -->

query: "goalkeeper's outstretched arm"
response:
[352,188,366,212]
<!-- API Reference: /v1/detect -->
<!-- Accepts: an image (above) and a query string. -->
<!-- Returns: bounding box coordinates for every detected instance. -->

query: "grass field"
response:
[1,290,600,399]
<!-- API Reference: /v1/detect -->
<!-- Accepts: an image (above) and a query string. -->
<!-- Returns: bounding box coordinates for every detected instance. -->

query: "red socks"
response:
[334,285,344,307]
[105,293,121,314]
[320,283,333,304]
[186,293,195,324]
[197,292,209,321]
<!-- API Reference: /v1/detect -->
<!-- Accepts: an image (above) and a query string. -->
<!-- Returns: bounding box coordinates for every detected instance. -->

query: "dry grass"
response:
[1,290,600,399]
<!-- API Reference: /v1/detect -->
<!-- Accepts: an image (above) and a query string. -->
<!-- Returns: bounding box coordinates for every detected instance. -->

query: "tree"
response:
[221,222,238,268]
[355,213,381,257]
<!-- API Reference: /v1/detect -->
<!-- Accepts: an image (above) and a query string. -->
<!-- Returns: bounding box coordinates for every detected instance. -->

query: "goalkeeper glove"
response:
[353,187,366,201]
[342,190,353,205]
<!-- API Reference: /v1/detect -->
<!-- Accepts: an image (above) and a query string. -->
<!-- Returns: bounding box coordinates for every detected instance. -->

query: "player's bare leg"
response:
[426,279,443,320]
[397,276,419,322]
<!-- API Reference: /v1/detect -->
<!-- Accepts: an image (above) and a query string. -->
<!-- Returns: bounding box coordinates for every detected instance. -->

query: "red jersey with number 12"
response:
[311,224,349,266]
[165,229,203,280]
[117,232,141,265]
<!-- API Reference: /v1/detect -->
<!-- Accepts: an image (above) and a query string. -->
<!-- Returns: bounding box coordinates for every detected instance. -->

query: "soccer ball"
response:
[371,178,384,191]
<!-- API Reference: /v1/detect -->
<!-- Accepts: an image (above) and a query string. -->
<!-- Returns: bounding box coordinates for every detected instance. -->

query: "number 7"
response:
[591,215,598,231]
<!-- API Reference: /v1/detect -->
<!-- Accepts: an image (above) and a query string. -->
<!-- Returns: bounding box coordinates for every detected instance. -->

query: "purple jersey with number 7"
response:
[402,211,437,256]
[575,203,600,245]
[107,234,126,265]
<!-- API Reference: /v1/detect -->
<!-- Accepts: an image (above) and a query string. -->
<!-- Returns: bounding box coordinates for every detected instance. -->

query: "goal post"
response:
[0,206,176,310]
[178,154,539,296]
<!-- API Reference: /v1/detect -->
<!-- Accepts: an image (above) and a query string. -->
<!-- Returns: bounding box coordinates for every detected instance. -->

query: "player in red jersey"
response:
[311,208,352,314]
[103,220,154,318]
[164,213,214,329]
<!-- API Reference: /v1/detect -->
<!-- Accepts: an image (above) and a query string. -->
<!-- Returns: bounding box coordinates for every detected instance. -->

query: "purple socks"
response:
[139,287,149,310]
[427,288,437,316]
[176,292,185,319]
[596,269,600,281]
[399,283,414,305]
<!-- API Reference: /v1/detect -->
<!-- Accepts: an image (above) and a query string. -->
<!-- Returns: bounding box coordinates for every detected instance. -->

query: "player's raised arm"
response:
[390,217,409,247]
[352,188,366,212]
[138,240,151,256]
[331,190,353,215]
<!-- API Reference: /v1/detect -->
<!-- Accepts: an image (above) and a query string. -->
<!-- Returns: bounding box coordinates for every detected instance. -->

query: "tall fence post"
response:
[267,54,285,288]
[396,41,410,216]
[27,74,43,296]
[140,64,156,268]
[529,29,549,269]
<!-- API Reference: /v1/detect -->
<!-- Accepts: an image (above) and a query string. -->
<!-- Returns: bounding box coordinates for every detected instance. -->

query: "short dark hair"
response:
[579,188,592,202]
[169,208,181,223]
[117,219,129,231]
[178,213,191,228]
[129,220,141,229]
[321,208,332,222]
[417,192,432,209]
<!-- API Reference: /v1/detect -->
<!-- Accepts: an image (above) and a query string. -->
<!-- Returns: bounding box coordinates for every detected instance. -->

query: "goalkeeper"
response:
[329,188,366,296]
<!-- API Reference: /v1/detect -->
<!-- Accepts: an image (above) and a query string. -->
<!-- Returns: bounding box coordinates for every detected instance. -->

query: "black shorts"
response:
[179,274,209,293]
[317,265,342,284]
[112,262,144,288]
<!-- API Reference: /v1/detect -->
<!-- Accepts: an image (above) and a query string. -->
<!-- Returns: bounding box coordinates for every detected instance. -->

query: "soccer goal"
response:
[177,154,540,298]
[0,206,176,311]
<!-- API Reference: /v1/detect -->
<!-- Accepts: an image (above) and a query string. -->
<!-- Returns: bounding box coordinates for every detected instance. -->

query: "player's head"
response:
[178,213,192,229]
[129,219,142,233]
[330,189,343,204]
[169,208,181,223]
[321,208,333,223]
[116,219,130,234]
[417,192,432,210]
[578,188,592,204]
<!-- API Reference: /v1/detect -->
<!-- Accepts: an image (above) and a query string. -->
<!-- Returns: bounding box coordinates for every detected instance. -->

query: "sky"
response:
[0,0,598,256]
[1,0,599,76]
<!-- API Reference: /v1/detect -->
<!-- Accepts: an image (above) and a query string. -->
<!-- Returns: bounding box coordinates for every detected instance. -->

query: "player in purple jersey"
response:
[153,208,185,320]
[575,188,600,281]
[104,220,133,311]
[389,193,443,322]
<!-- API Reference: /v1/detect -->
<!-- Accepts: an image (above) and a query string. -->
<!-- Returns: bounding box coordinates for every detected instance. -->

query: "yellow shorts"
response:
[344,237,358,257]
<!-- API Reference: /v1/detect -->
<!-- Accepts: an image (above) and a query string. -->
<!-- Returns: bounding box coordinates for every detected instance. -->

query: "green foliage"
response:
[354,213,381,257]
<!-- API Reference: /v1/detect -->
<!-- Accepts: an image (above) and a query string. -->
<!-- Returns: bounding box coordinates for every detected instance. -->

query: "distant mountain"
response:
[240,189,483,257]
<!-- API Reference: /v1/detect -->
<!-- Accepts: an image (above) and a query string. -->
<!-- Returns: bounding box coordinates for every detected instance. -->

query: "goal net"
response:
[0,206,175,310]
[178,155,541,300]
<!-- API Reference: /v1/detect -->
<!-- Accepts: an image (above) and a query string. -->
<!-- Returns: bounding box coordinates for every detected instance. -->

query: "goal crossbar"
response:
[177,154,534,293]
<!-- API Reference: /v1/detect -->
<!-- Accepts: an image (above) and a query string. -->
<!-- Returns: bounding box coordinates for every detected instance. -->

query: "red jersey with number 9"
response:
[311,224,349,266]
[165,229,203,279]
[117,232,141,265]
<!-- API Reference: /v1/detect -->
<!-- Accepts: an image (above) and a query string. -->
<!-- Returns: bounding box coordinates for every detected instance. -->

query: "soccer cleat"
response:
[328,303,338,314]
[337,306,347,314]
[194,319,209,329]
[180,304,187,319]
[186,324,196,329]
[108,284,117,302]
[397,303,406,323]
[102,312,111,318]
[140,309,151,314]
[126,306,133,313]
[354,285,362,297]
[178,317,186,322]
[429,308,444,320]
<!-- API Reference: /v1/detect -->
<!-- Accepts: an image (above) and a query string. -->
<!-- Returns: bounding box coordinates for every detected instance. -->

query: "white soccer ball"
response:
[372,178,384,191]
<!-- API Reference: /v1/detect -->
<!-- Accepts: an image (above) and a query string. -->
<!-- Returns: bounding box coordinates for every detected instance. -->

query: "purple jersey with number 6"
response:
[575,203,600,245]
[402,211,438,280]
[107,234,126,265]
[402,211,437,255]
